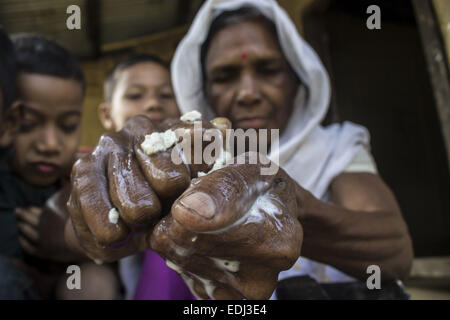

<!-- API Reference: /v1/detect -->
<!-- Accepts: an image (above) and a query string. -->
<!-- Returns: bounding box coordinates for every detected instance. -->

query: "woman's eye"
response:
[212,73,234,83]
[259,66,281,75]
[211,67,238,83]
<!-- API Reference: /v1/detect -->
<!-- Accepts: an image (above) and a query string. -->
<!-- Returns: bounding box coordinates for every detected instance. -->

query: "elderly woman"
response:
[65,0,413,300]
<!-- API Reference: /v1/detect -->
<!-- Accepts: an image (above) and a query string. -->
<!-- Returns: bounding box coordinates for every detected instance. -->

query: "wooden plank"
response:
[412,0,450,169]
[0,0,95,58]
[101,24,189,53]
[99,0,179,45]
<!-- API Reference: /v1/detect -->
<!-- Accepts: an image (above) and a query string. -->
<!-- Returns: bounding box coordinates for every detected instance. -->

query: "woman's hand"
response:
[65,115,307,299]
[65,115,220,262]
[150,152,305,300]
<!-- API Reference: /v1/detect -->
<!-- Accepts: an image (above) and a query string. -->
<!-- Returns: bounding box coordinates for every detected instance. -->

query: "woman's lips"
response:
[236,117,268,129]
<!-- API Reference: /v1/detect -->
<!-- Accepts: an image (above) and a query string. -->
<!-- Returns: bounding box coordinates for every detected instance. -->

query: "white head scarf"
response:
[171,0,370,200]
[171,0,373,290]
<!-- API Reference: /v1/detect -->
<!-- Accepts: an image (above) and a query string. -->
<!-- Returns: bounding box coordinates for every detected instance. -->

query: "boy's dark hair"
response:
[0,27,17,112]
[13,34,85,94]
[104,53,170,102]
[200,6,278,83]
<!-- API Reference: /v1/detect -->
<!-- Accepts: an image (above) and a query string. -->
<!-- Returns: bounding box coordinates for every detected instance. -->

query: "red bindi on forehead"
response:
[241,52,247,60]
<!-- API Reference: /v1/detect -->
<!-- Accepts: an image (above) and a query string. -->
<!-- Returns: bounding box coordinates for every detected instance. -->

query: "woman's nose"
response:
[236,73,261,107]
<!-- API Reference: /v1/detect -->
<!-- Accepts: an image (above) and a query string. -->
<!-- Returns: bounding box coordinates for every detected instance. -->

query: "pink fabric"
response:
[133,250,196,300]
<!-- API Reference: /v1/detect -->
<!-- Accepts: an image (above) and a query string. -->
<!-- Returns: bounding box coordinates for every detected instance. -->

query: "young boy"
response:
[0,34,117,299]
[99,54,183,299]
[0,27,39,300]
[99,54,180,131]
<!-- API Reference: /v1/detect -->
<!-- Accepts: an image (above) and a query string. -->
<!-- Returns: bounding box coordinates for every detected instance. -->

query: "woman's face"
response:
[105,62,180,131]
[204,20,299,134]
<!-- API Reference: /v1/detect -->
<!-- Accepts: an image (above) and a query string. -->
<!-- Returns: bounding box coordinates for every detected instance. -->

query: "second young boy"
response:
[0,34,118,299]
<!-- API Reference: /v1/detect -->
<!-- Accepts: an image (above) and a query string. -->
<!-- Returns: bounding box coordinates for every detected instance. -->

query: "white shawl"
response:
[171,0,371,291]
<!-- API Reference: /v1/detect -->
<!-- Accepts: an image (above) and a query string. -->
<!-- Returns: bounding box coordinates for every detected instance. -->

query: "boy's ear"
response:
[0,101,21,148]
[98,102,114,131]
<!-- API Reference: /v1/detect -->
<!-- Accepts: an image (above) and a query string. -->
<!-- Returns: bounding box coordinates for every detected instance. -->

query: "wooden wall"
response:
[0,0,94,57]
[0,0,343,148]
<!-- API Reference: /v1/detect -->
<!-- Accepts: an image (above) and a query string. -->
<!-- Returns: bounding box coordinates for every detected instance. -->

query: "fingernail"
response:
[180,192,216,219]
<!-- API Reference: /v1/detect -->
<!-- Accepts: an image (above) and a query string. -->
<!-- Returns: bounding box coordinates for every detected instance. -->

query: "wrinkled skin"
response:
[66,116,216,261]
[151,153,303,299]
[66,116,306,299]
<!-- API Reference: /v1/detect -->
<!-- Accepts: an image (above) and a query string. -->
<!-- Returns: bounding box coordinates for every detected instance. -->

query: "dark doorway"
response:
[304,0,450,256]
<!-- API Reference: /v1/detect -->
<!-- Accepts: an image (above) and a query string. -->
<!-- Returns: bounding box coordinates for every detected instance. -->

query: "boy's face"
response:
[100,62,180,131]
[11,73,83,186]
